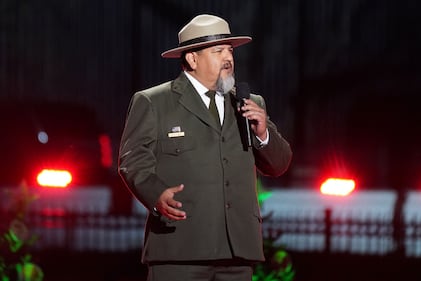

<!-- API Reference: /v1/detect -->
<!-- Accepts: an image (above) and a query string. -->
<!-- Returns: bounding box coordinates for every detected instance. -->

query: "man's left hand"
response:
[241,99,268,141]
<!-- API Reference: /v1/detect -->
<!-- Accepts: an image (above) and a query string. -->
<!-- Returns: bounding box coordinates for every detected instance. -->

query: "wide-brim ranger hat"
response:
[161,14,252,58]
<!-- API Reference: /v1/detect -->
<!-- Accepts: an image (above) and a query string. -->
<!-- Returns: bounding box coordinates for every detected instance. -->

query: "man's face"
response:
[188,44,235,91]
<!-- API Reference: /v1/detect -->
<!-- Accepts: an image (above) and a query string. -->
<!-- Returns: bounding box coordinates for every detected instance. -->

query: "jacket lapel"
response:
[172,73,222,132]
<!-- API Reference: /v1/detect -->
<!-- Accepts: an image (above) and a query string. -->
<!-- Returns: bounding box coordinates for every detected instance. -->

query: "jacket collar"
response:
[172,72,236,132]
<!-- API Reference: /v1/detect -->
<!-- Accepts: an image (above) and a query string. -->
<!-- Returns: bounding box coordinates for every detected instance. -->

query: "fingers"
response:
[163,206,186,220]
[167,197,183,209]
[169,184,184,208]
[156,184,187,220]
[241,99,267,137]
[240,99,266,120]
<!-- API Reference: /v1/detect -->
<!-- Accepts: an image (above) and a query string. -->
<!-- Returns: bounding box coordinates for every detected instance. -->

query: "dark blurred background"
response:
[2,0,421,185]
[1,0,421,280]
[2,0,421,190]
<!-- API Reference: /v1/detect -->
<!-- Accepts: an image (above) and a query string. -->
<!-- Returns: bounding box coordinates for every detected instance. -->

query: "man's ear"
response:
[185,52,197,70]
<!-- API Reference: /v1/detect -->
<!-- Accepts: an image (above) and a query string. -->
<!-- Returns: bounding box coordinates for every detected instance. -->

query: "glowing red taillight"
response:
[320,177,355,196]
[37,169,72,188]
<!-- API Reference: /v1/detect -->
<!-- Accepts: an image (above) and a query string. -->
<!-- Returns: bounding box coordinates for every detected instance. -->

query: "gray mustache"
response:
[222,62,232,69]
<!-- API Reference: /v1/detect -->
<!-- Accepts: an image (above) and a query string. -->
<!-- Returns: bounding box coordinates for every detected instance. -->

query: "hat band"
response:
[179,34,231,47]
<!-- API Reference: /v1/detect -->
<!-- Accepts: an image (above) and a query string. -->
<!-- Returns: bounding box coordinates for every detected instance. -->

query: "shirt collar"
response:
[184,71,223,97]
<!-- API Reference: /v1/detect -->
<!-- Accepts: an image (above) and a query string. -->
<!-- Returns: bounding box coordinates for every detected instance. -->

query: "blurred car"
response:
[0,99,114,188]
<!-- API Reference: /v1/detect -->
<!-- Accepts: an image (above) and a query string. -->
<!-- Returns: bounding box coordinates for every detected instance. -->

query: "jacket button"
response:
[175,148,181,154]
[221,136,225,142]
[223,157,228,164]
[225,180,230,186]
[225,203,231,209]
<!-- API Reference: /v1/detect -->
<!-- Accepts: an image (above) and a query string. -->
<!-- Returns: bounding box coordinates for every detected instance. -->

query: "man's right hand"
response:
[155,184,187,220]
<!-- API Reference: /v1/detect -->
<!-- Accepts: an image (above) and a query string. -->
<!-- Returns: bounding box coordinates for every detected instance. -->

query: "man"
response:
[118,14,292,281]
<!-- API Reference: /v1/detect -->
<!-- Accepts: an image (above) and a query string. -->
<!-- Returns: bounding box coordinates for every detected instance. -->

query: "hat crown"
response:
[161,14,251,58]
[178,14,231,45]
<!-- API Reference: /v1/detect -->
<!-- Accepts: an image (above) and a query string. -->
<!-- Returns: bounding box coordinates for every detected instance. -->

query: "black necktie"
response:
[205,90,221,126]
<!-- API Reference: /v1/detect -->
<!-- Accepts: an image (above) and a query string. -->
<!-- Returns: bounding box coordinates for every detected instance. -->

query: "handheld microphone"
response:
[236,82,252,147]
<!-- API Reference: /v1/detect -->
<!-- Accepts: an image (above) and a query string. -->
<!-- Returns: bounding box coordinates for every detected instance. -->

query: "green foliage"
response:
[256,177,273,206]
[254,177,295,281]
[0,183,44,281]
[253,238,295,281]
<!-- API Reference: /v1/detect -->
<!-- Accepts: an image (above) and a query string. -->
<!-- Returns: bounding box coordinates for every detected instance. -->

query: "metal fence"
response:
[4,208,419,258]
[24,211,146,252]
[263,209,396,255]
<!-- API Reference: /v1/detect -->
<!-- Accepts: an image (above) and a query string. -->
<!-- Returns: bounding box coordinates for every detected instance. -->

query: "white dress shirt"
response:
[184,72,225,126]
[184,71,269,145]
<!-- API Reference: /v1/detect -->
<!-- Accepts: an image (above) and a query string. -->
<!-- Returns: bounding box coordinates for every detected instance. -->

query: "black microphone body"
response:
[236,82,252,147]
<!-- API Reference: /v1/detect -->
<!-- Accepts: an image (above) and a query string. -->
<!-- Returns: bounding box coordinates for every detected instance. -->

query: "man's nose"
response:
[224,51,233,61]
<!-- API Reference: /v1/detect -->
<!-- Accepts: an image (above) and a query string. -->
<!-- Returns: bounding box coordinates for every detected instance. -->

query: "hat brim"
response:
[161,36,252,58]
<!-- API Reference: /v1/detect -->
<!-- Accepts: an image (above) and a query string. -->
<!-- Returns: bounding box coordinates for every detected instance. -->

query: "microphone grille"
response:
[236,82,250,99]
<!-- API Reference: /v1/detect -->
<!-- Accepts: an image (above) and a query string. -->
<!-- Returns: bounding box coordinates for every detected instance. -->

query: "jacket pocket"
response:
[160,136,196,156]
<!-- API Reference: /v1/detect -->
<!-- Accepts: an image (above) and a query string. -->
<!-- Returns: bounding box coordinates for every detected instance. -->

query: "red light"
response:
[320,178,355,196]
[36,169,72,188]
[99,134,113,168]
[40,207,67,216]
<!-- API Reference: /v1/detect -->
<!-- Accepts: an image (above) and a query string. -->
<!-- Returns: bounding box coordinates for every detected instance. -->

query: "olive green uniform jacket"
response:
[119,72,292,263]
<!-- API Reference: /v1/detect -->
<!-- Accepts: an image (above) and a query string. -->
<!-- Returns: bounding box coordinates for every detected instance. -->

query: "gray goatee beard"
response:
[216,74,235,94]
